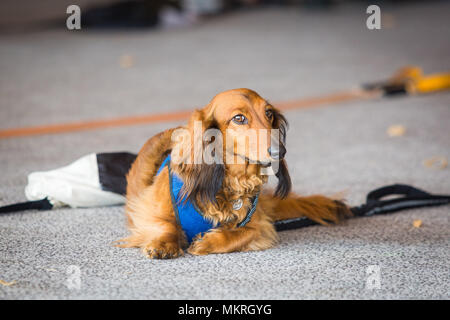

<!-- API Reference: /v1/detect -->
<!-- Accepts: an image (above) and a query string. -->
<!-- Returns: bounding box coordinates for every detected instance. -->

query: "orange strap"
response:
[0,89,372,139]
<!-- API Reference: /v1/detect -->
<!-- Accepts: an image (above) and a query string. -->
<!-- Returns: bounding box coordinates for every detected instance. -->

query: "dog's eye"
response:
[232,114,248,125]
[265,109,273,120]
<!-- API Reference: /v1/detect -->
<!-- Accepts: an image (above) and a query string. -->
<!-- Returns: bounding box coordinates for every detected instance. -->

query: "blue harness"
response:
[156,155,259,243]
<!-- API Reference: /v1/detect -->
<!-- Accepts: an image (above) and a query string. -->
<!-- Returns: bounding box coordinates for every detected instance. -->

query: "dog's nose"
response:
[268,145,286,160]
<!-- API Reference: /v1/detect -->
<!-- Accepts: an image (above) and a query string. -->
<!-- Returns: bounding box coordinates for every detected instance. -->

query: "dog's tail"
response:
[260,193,352,225]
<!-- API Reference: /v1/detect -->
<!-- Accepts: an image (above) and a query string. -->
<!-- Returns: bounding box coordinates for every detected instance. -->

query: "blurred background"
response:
[0,0,448,126]
[0,0,450,300]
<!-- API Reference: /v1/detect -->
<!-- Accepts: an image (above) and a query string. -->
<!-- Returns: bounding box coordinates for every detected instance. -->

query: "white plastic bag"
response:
[25,153,126,208]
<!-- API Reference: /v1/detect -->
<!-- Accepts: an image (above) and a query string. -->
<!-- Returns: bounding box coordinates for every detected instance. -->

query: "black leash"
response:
[1,184,449,233]
[0,198,53,214]
[274,184,450,231]
[351,184,450,217]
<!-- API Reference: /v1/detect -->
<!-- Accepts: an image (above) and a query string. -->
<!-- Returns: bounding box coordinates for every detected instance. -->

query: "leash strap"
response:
[0,198,53,214]
[351,184,450,217]
[274,184,450,232]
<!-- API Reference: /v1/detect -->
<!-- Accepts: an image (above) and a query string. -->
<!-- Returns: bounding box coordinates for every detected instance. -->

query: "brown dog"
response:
[117,89,350,258]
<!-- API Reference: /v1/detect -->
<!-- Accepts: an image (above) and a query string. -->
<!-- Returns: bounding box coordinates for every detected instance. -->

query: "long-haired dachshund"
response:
[117,88,350,258]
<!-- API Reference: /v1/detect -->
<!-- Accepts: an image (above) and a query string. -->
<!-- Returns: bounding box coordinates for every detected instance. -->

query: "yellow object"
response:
[411,73,450,93]
[412,220,423,228]
[390,66,450,94]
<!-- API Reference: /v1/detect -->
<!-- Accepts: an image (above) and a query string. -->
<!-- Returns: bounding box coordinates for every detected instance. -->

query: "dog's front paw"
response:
[187,234,213,256]
[143,241,184,259]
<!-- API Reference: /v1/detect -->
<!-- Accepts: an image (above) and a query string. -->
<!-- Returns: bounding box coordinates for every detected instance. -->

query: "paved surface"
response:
[0,2,449,299]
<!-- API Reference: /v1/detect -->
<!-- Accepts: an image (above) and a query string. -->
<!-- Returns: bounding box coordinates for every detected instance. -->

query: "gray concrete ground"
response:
[0,2,449,299]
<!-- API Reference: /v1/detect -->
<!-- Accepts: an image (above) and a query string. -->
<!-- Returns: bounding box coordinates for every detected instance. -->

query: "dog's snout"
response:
[268,145,286,160]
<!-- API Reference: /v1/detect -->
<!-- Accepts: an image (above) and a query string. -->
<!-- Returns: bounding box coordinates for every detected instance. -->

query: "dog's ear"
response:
[272,109,291,198]
[272,108,288,145]
[184,159,225,205]
[179,110,225,205]
[274,159,291,198]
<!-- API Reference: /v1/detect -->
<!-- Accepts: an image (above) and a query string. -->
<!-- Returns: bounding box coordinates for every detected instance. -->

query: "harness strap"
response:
[237,193,260,228]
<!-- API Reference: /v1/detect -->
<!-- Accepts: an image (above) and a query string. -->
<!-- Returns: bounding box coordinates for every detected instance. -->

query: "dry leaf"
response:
[387,124,406,137]
[0,279,16,286]
[423,156,448,170]
[119,55,134,68]
[382,13,396,29]
[412,220,423,228]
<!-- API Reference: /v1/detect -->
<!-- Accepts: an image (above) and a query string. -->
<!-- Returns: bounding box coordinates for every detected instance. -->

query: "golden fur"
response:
[117,89,351,258]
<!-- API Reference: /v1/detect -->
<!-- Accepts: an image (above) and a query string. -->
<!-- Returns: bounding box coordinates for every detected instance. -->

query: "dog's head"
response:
[171,88,291,204]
